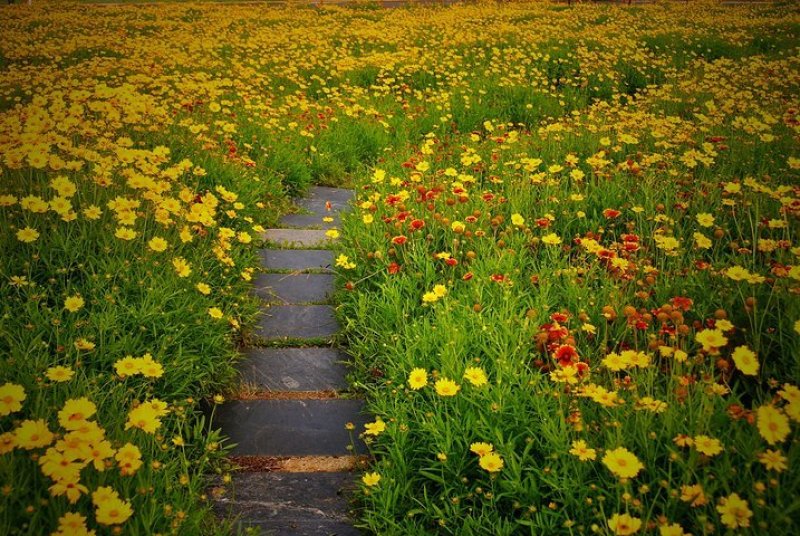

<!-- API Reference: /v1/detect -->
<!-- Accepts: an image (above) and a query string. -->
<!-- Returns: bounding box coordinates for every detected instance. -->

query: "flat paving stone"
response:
[253,274,334,304]
[296,187,354,216]
[259,249,333,272]
[255,305,339,340]
[212,472,358,536]
[215,400,368,455]
[280,212,340,230]
[239,347,348,392]
[262,229,333,248]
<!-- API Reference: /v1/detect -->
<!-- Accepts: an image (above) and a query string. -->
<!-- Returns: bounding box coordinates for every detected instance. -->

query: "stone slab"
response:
[253,274,334,304]
[280,212,340,230]
[215,400,368,455]
[239,347,348,392]
[262,229,333,249]
[255,305,339,340]
[296,187,354,216]
[212,472,358,536]
[259,249,333,272]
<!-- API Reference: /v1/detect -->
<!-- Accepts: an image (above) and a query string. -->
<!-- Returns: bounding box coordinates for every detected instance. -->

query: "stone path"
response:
[213,187,364,536]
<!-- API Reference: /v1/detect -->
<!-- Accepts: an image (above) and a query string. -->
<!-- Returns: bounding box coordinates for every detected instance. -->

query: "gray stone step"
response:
[255,305,339,340]
[262,229,334,249]
[259,249,333,272]
[280,212,340,230]
[215,400,368,455]
[239,347,348,392]
[253,274,334,304]
[296,187,355,216]
[212,472,359,536]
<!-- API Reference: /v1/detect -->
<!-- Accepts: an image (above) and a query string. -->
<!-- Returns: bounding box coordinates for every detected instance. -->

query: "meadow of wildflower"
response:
[1,0,799,535]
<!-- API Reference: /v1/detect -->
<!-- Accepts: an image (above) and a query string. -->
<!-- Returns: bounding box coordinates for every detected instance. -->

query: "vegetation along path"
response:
[212,186,366,535]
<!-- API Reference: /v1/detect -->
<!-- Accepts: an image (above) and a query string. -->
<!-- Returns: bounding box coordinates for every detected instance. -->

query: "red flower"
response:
[535,218,551,228]
[602,208,621,219]
[410,219,425,231]
[462,272,474,281]
[670,296,693,312]
[553,344,579,367]
[445,258,458,267]
[550,312,570,324]
[388,262,401,274]
[391,235,408,245]
[491,274,505,283]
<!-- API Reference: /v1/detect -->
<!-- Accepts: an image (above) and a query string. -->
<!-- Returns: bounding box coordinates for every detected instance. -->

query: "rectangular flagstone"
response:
[295,187,354,216]
[253,274,334,304]
[259,249,333,272]
[215,399,368,455]
[255,305,339,340]
[211,472,358,536]
[279,212,340,230]
[261,229,333,248]
[239,347,348,392]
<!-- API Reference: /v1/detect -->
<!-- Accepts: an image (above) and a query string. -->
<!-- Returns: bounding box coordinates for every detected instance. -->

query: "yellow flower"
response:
[731,345,759,375]
[511,213,525,226]
[325,229,340,239]
[422,291,439,303]
[58,397,97,430]
[408,368,428,390]
[64,295,85,313]
[15,419,54,450]
[148,236,168,252]
[602,447,644,479]
[659,523,689,536]
[680,483,708,507]
[172,257,192,277]
[16,227,39,243]
[95,496,133,526]
[695,329,728,352]
[716,492,752,530]
[364,418,386,436]
[479,452,504,472]
[49,480,89,505]
[758,449,787,472]
[569,439,597,461]
[607,513,642,535]
[541,232,562,246]
[125,404,163,434]
[45,366,75,382]
[757,405,790,445]
[114,227,137,241]
[0,382,26,416]
[434,378,460,397]
[463,367,488,387]
[470,442,494,457]
[361,472,381,487]
[693,435,723,457]
[196,282,211,295]
[432,284,447,298]
[208,307,224,319]
[55,512,93,535]
[115,443,143,476]
[335,254,356,270]
[695,213,715,227]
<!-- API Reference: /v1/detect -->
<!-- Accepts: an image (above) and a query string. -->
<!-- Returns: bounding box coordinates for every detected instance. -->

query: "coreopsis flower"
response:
[15,419,54,449]
[172,257,192,277]
[541,232,562,246]
[196,282,211,295]
[569,440,597,461]
[0,383,26,416]
[758,449,787,472]
[695,329,728,352]
[731,345,759,375]
[434,378,460,397]
[463,367,488,387]
[364,418,386,436]
[64,295,85,313]
[208,307,224,319]
[716,493,752,530]
[757,405,790,445]
[58,397,97,430]
[479,452,504,472]
[95,496,133,526]
[470,442,494,456]
[693,435,723,457]
[54,512,93,536]
[511,213,525,226]
[607,513,642,535]
[45,366,75,382]
[115,443,143,476]
[407,368,428,390]
[602,447,644,479]
[16,227,39,243]
[362,472,381,486]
